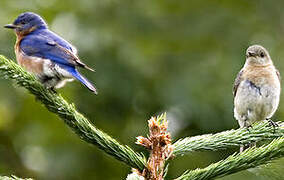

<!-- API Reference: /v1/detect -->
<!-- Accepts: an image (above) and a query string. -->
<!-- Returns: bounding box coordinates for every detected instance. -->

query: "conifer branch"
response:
[0,55,146,170]
[0,175,32,180]
[2,55,284,180]
[173,121,284,156]
[175,137,284,180]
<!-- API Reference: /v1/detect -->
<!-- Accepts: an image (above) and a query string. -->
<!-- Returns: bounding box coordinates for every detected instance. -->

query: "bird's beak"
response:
[4,24,17,29]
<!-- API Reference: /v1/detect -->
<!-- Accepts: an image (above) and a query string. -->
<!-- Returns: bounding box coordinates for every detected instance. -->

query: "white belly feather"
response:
[234,76,280,127]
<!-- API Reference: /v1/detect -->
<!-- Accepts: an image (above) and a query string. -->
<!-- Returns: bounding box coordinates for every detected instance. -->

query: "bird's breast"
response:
[14,35,45,75]
[242,65,280,88]
[15,35,23,63]
[16,51,44,75]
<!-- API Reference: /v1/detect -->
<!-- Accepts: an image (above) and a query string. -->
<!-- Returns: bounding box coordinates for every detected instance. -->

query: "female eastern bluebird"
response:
[233,45,281,152]
[4,12,97,94]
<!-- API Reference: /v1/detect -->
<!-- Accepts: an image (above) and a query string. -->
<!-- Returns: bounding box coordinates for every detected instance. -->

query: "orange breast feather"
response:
[15,35,44,75]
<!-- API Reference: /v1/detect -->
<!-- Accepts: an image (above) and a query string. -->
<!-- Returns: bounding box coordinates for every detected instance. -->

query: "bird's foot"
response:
[246,125,252,133]
[266,118,279,133]
[244,119,252,132]
[267,119,279,127]
[47,86,57,94]
[240,141,256,153]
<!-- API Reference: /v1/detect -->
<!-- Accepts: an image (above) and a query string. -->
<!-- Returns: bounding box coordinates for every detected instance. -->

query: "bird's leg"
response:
[240,145,245,153]
[240,141,256,152]
[244,120,252,133]
[249,141,256,148]
[242,112,252,132]
[43,81,58,94]
[240,117,254,153]
[240,143,251,153]
[39,75,59,94]
[246,125,252,132]
[48,86,57,94]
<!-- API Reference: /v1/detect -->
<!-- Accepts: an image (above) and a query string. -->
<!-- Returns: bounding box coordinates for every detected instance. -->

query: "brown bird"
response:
[233,45,281,152]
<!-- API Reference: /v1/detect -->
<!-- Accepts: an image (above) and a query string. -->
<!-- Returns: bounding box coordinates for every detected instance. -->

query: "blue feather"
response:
[60,65,97,94]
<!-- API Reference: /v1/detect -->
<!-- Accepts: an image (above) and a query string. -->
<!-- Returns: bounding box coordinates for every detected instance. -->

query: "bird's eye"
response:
[260,52,265,58]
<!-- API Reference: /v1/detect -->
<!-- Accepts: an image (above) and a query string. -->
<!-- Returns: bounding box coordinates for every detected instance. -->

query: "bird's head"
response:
[4,12,47,35]
[245,45,272,66]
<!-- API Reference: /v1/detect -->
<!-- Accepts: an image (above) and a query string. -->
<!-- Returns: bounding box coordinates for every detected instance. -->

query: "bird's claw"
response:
[246,125,252,133]
[266,119,279,133]
[266,119,279,127]
[47,87,57,94]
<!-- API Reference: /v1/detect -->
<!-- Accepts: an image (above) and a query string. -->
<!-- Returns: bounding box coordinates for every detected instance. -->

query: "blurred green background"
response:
[0,0,283,179]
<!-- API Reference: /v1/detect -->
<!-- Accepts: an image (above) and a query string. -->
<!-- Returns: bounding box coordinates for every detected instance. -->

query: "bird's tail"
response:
[70,69,97,94]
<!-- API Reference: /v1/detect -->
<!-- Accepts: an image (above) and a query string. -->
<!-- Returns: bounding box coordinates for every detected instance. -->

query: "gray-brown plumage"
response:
[233,45,281,152]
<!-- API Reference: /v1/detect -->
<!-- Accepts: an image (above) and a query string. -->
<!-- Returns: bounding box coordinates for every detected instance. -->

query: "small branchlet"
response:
[175,137,284,180]
[136,113,173,180]
[0,175,33,180]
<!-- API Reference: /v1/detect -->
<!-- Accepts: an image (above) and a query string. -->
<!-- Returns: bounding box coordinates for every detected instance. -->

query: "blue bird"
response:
[4,12,97,94]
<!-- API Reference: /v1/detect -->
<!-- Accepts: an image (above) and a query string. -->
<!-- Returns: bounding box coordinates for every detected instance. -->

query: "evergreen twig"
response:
[175,137,284,180]
[0,55,146,170]
[173,121,284,156]
[0,175,32,180]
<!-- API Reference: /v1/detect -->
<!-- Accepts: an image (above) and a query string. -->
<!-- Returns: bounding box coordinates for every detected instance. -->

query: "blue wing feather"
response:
[32,29,76,53]
[20,29,93,71]
[20,34,76,66]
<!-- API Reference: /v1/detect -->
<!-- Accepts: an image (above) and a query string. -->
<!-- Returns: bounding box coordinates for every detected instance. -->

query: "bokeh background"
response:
[0,0,283,179]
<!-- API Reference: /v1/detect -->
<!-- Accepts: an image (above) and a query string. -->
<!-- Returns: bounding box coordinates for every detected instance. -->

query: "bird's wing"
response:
[42,29,78,55]
[233,69,243,97]
[20,35,94,71]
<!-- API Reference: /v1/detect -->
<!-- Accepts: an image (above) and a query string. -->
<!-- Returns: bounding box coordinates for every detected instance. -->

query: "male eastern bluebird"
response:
[4,12,97,94]
[233,45,281,152]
